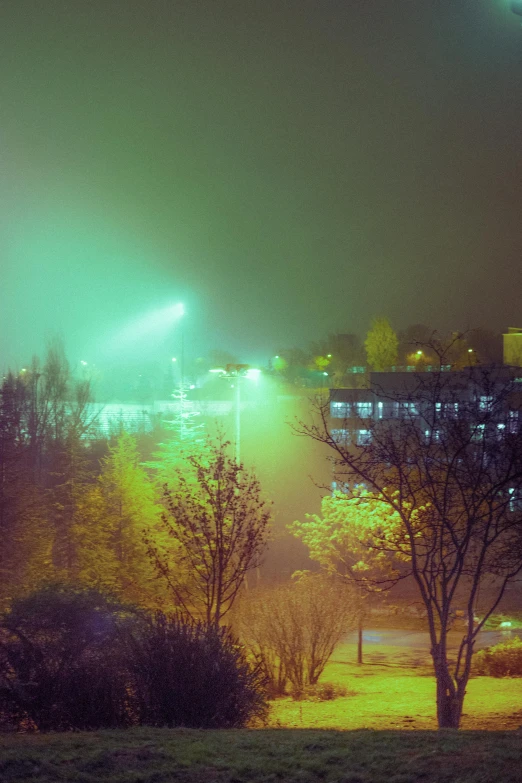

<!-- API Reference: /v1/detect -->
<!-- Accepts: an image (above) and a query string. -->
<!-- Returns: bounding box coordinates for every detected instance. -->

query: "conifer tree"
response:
[99,431,168,606]
[147,382,208,489]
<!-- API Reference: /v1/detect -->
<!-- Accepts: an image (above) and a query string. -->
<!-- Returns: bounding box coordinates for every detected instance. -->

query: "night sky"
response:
[1,0,522,370]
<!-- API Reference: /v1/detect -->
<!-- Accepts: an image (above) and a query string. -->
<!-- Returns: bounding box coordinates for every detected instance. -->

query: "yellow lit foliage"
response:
[290,488,409,587]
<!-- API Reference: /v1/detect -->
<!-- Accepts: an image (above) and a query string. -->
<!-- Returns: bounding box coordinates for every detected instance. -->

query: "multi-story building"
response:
[329,365,522,448]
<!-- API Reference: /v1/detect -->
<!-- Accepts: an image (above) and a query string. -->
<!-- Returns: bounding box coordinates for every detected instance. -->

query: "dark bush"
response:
[0,587,268,731]
[0,585,138,731]
[129,613,268,728]
[473,636,522,677]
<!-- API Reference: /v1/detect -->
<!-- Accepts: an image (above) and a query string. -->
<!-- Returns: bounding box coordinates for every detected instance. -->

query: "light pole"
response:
[210,364,260,464]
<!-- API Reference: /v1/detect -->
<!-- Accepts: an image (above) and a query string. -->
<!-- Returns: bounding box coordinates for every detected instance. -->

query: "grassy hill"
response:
[1,727,522,783]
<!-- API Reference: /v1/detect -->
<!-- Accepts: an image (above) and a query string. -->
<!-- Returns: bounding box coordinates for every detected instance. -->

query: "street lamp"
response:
[210,363,259,463]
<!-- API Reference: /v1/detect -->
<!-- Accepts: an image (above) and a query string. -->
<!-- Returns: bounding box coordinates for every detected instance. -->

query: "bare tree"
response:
[234,573,356,695]
[145,437,271,625]
[298,362,522,728]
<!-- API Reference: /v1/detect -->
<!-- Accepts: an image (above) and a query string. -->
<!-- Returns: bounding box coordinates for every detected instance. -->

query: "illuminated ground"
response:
[268,640,522,731]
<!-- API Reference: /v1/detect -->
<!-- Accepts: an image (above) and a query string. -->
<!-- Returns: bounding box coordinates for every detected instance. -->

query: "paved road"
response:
[344,627,522,652]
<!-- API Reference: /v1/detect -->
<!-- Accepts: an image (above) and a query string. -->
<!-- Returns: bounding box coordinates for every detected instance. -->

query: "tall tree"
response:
[364,317,398,371]
[309,333,364,384]
[298,363,522,728]
[146,437,271,625]
[98,431,165,606]
[146,383,207,490]
[0,372,50,607]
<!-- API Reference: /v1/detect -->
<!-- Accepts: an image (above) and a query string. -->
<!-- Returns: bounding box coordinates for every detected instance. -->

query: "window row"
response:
[331,400,521,422]
[331,428,372,446]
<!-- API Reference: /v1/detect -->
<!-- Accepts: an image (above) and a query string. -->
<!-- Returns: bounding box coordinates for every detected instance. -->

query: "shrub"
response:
[0,585,137,731]
[128,613,268,728]
[0,587,267,732]
[234,573,356,696]
[474,637,522,677]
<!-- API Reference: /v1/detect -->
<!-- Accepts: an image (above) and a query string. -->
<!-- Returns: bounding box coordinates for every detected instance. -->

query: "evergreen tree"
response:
[0,372,51,607]
[147,383,208,489]
[99,432,168,607]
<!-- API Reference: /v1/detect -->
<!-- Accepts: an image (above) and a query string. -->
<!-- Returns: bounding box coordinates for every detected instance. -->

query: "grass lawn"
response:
[1,727,522,783]
[268,639,522,731]
[2,638,522,782]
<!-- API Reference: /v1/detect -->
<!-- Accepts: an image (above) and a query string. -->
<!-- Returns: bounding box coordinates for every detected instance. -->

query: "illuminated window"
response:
[378,401,383,419]
[472,423,485,441]
[331,428,349,444]
[331,480,350,494]
[443,402,459,418]
[497,423,506,439]
[479,395,493,412]
[508,488,522,512]
[399,401,419,417]
[355,401,372,417]
[331,401,350,418]
[356,429,371,445]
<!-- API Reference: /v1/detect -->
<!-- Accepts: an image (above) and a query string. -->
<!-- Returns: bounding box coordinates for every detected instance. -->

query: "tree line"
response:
[0,340,270,618]
[269,321,502,387]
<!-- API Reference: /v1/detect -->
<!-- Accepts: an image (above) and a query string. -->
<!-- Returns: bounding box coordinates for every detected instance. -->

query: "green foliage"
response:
[364,317,398,371]
[0,371,52,608]
[474,637,522,677]
[98,432,166,606]
[290,489,404,588]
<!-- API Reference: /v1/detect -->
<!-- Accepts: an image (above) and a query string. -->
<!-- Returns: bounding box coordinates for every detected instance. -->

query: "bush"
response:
[474,637,522,677]
[0,585,137,731]
[129,613,268,728]
[0,586,268,731]
[234,573,356,696]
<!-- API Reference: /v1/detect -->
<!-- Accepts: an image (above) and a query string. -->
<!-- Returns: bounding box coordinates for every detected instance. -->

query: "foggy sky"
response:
[1,0,522,371]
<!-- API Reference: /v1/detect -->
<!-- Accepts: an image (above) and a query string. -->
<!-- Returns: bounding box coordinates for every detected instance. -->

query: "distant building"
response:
[329,366,522,447]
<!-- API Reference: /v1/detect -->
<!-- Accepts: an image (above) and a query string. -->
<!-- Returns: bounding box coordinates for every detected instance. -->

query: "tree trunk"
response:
[357,618,363,665]
[432,640,466,729]
[435,673,465,728]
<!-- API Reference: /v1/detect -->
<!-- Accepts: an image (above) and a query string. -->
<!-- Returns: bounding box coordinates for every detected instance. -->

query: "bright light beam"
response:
[107,302,184,353]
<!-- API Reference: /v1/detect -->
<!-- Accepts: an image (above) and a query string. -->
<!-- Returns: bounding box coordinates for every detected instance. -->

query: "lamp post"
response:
[210,364,260,464]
